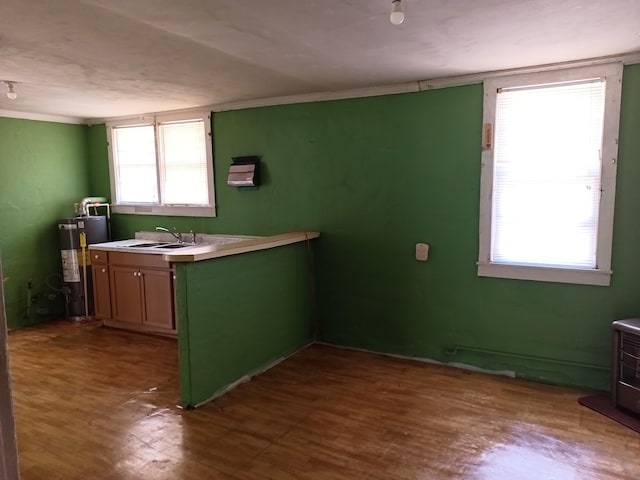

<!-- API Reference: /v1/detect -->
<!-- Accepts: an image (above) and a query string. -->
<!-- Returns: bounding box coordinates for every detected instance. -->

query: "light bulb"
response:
[390,0,404,25]
[6,82,17,100]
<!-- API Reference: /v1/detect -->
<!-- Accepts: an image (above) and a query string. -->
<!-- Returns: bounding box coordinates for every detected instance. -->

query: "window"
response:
[477,63,623,286]
[107,111,215,217]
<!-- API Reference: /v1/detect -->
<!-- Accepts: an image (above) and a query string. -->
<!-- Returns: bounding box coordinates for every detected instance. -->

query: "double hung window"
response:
[477,64,623,286]
[107,111,215,217]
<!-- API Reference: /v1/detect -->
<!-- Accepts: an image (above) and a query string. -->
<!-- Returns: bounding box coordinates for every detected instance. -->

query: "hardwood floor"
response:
[8,321,640,479]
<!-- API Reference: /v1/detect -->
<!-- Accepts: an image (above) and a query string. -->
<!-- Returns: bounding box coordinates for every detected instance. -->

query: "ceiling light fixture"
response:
[4,81,17,100]
[390,0,405,25]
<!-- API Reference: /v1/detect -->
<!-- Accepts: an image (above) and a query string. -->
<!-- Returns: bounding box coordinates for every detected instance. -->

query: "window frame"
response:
[477,63,623,286]
[106,110,216,217]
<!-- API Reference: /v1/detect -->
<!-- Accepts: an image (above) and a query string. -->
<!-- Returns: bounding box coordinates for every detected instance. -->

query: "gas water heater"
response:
[58,198,110,320]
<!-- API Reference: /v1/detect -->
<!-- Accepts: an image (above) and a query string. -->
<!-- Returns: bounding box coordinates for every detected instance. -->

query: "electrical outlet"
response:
[416,243,429,261]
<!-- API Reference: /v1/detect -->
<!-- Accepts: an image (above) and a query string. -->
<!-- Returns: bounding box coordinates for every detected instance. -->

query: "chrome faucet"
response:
[155,226,183,243]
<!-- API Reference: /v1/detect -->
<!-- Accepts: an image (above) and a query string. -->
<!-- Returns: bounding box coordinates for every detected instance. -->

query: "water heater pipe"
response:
[78,197,108,216]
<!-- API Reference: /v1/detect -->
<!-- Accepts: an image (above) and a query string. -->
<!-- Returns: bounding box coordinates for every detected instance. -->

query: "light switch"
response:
[416,243,429,261]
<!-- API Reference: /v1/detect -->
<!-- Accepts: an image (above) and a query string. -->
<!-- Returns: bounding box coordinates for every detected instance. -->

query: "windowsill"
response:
[112,204,217,218]
[477,262,612,286]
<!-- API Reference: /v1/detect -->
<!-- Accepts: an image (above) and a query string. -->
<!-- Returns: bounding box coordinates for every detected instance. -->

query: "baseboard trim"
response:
[188,341,315,409]
[184,340,520,409]
[315,341,516,378]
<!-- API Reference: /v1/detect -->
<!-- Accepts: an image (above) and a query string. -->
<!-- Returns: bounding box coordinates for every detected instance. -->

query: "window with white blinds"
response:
[478,64,623,286]
[111,124,158,204]
[107,112,215,217]
[492,79,605,268]
[158,120,210,206]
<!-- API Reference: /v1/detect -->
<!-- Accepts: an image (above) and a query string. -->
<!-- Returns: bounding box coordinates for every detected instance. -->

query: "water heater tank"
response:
[58,216,109,320]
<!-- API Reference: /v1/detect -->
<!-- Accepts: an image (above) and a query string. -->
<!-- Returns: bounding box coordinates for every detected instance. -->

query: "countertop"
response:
[89,231,320,263]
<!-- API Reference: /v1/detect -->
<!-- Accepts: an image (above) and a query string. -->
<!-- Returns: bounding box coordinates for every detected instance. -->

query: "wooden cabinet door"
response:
[92,265,112,319]
[110,265,143,324]
[141,269,174,330]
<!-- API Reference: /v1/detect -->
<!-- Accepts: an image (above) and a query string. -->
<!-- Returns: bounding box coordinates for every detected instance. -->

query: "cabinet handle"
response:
[101,268,106,273]
[94,254,99,259]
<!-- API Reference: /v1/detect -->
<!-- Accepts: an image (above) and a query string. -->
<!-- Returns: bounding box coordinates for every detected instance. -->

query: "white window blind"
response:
[158,119,209,205]
[107,111,216,217]
[491,79,606,269]
[112,124,158,204]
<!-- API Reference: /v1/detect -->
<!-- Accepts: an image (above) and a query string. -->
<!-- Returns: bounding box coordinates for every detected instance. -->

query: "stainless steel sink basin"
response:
[121,241,195,250]
[124,242,169,248]
[154,243,192,249]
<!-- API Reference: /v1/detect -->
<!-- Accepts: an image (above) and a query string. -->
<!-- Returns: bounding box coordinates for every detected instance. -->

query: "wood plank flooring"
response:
[8,321,640,479]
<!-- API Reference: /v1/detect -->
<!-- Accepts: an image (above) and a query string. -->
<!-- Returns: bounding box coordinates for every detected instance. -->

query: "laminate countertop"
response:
[89,231,320,263]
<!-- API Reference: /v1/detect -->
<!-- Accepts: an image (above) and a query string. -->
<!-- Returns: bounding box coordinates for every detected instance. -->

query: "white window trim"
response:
[106,110,216,217]
[477,63,623,286]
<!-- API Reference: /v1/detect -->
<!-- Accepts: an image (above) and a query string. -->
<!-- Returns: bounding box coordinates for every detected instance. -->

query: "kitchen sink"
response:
[153,243,193,249]
[124,242,169,248]
[121,241,195,250]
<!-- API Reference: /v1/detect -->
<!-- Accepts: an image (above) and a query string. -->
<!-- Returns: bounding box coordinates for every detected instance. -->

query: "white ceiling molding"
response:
[90,82,422,124]
[419,51,640,91]
[210,82,421,113]
[4,52,640,126]
[92,50,640,125]
[0,109,86,125]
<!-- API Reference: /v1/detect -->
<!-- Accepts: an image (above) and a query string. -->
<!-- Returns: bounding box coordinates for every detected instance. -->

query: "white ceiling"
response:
[0,0,639,123]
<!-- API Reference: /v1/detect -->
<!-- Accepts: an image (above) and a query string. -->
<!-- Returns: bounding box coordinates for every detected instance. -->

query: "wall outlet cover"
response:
[416,243,429,261]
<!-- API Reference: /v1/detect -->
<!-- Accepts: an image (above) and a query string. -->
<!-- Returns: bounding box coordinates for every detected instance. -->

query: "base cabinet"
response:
[91,249,176,335]
[111,265,144,325]
[91,251,112,320]
[93,266,112,319]
[140,269,174,330]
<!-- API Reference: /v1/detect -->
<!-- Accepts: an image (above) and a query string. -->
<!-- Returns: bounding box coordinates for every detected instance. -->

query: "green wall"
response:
[0,118,90,328]
[176,243,313,406]
[87,64,640,390]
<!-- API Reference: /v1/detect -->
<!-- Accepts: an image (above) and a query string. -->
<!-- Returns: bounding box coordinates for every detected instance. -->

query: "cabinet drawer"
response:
[91,249,109,265]
[616,381,640,414]
[109,251,171,269]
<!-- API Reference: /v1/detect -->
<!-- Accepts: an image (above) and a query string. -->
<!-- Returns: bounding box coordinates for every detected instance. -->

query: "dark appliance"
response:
[58,216,108,320]
[612,318,640,415]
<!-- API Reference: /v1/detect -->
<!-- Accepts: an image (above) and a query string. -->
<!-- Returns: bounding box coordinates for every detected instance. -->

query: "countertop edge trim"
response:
[166,231,320,263]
